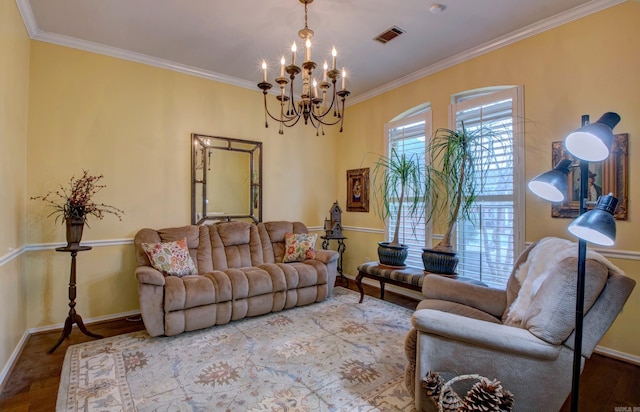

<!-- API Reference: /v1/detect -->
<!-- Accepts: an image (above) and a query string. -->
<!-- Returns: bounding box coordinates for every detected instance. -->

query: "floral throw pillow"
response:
[141,237,197,277]
[283,232,317,263]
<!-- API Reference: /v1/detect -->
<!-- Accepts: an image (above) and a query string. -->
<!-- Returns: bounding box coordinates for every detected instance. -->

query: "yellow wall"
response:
[0,0,30,377]
[1,1,639,379]
[24,42,340,327]
[341,1,640,358]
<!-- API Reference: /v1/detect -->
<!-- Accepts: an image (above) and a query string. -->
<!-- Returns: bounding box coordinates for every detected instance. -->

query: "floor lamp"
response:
[527,112,621,412]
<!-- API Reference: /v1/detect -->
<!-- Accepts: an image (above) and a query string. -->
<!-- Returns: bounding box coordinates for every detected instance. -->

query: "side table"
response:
[48,245,104,354]
[321,236,348,286]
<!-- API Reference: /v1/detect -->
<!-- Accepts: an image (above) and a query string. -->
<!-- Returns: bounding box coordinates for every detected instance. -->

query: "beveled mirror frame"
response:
[191,133,262,224]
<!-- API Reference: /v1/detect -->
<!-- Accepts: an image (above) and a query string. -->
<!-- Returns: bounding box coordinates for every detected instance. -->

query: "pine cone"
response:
[440,387,462,412]
[498,389,514,412]
[421,371,444,401]
[460,377,501,411]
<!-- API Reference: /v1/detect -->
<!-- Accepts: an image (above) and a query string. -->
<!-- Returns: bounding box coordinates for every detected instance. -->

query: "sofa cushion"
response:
[283,233,317,262]
[417,299,502,324]
[258,221,309,263]
[207,222,264,270]
[141,238,197,277]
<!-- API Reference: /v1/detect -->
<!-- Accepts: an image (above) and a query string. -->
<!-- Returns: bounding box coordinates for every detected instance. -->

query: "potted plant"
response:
[31,170,124,246]
[371,148,428,268]
[421,124,500,274]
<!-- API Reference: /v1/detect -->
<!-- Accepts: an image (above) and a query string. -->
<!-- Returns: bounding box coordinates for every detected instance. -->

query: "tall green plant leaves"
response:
[427,123,507,251]
[371,149,428,246]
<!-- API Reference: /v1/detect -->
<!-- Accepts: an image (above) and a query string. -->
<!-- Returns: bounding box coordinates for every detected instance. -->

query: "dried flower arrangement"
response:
[31,170,124,226]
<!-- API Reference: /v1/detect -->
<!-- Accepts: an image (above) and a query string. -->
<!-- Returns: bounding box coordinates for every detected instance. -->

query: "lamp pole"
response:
[570,114,590,412]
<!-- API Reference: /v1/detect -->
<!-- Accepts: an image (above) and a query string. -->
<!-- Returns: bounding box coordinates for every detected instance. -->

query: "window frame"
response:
[383,109,433,268]
[448,86,525,288]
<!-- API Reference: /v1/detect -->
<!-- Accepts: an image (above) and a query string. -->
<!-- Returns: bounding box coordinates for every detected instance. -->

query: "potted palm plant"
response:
[371,149,428,268]
[421,124,501,274]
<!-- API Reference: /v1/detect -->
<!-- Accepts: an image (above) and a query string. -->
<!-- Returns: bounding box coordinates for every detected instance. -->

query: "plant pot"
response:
[377,242,409,268]
[422,248,459,275]
[65,217,85,247]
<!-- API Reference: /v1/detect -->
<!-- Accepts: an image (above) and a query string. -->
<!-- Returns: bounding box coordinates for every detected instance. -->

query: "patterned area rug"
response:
[57,287,416,411]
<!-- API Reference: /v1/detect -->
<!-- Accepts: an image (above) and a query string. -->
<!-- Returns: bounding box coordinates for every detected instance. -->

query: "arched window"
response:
[383,106,432,268]
[450,86,525,288]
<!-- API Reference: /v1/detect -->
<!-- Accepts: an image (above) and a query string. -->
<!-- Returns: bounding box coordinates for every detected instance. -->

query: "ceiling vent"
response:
[373,26,405,44]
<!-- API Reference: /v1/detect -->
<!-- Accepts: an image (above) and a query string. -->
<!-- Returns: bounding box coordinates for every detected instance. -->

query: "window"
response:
[384,110,432,268]
[451,87,524,288]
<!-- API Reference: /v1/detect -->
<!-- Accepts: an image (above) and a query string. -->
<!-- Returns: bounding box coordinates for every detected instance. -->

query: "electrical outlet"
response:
[365,256,370,262]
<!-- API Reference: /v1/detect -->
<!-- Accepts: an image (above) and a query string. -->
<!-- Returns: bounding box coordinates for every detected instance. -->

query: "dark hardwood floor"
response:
[0,279,638,411]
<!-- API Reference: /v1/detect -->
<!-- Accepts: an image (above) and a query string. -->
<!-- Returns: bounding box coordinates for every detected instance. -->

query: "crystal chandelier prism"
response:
[257,0,349,135]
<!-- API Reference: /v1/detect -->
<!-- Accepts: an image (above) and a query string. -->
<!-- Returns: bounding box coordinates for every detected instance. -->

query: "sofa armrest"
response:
[422,274,507,318]
[412,309,560,360]
[136,266,166,286]
[312,249,339,265]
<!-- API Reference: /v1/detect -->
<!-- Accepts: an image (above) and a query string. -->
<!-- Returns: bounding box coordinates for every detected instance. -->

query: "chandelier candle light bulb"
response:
[262,61,267,82]
[291,42,297,65]
[342,69,346,90]
[332,47,337,69]
[280,56,285,77]
[305,39,311,62]
[323,61,328,81]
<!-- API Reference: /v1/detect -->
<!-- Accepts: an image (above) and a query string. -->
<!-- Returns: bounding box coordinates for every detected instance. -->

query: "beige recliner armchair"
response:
[404,237,636,411]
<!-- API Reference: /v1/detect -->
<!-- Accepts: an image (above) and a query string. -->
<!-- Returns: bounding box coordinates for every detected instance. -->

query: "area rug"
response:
[57,287,416,411]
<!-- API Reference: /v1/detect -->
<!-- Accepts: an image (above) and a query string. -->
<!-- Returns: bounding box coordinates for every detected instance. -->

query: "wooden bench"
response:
[356,261,485,303]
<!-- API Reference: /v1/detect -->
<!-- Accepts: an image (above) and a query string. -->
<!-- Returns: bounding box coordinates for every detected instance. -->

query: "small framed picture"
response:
[346,168,369,212]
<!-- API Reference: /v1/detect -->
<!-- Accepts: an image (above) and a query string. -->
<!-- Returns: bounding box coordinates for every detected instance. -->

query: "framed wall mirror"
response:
[191,134,262,224]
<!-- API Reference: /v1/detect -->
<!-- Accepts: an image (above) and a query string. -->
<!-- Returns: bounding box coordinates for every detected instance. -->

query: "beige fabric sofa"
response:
[404,237,636,411]
[134,220,338,337]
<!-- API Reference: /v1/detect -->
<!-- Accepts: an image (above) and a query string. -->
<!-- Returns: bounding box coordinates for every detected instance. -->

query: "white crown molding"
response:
[33,31,257,91]
[15,0,255,91]
[17,0,624,104]
[348,0,626,106]
[15,0,37,37]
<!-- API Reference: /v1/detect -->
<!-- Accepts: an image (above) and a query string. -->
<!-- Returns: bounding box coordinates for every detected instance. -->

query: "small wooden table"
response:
[48,245,103,354]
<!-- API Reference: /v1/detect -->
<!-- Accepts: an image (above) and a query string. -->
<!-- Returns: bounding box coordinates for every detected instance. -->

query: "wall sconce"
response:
[528,112,620,412]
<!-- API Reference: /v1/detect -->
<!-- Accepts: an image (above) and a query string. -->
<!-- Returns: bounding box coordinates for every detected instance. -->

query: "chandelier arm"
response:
[311,85,339,120]
[263,101,298,125]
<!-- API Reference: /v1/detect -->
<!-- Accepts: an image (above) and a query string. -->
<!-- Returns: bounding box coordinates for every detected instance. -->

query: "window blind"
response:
[385,113,431,268]
[451,88,523,288]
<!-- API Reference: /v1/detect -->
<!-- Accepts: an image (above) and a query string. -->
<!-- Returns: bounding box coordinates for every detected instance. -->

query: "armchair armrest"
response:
[422,274,507,317]
[136,266,166,286]
[412,309,560,360]
[312,249,339,265]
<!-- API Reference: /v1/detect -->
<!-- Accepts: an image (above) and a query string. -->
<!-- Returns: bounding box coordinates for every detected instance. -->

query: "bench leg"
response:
[380,281,385,300]
[356,271,365,303]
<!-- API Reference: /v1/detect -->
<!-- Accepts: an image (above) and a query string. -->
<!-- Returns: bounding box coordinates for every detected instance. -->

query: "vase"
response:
[377,242,409,269]
[65,217,85,247]
[422,248,459,275]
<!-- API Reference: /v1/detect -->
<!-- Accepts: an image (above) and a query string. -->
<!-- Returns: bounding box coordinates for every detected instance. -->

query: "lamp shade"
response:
[568,193,618,246]
[528,159,572,202]
[565,112,620,161]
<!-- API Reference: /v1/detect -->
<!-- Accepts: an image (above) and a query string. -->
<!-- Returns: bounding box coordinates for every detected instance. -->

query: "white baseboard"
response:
[0,309,142,390]
[27,309,141,334]
[344,272,640,366]
[0,330,30,393]
[594,345,640,366]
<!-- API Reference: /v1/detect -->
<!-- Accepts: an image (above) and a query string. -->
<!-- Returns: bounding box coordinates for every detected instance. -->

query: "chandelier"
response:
[257,0,350,135]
